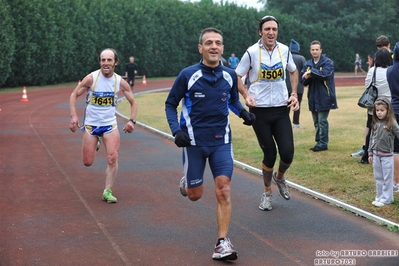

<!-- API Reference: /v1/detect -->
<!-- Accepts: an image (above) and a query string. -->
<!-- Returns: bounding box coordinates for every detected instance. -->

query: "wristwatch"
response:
[129,119,136,124]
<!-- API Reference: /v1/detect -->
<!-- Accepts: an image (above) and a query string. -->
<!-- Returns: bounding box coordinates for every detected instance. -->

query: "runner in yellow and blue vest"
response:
[69,48,138,204]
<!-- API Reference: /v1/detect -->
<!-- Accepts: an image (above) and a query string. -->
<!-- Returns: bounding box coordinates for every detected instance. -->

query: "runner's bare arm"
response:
[69,74,93,132]
[288,69,299,111]
[120,79,138,133]
[237,75,256,107]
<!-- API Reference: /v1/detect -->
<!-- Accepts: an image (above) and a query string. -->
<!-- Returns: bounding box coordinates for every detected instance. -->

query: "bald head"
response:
[98,48,119,77]
[98,48,119,64]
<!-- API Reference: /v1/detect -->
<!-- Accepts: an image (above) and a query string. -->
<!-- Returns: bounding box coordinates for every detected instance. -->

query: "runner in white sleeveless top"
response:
[69,48,138,203]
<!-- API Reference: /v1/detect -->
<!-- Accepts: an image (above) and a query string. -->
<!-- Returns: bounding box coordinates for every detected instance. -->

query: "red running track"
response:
[1,79,398,266]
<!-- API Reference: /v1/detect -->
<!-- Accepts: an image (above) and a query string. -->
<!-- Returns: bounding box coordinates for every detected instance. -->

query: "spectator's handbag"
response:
[358,67,378,108]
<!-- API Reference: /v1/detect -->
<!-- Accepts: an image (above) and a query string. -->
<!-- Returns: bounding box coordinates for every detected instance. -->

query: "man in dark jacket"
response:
[125,56,138,91]
[387,41,399,192]
[286,39,306,128]
[301,40,338,152]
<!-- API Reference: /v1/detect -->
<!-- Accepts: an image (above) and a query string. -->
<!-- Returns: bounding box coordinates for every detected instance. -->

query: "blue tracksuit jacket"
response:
[300,54,338,112]
[165,61,244,146]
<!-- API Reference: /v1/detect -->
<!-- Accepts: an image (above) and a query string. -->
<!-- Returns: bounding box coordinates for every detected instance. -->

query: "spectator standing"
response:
[69,48,138,203]
[125,56,138,91]
[368,98,399,207]
[387,41,399,192]
[367,54,373,71]
[286,39,307,128]
[301,40,338,152]
[374,35,392,61]
[358,48,392,164]
[228,53,240,69]
[351,35,393,158]
[165,27,255,261]
[235,15,299,211]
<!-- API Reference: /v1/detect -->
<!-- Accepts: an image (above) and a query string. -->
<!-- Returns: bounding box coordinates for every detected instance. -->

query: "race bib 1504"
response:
[259,62,284,81]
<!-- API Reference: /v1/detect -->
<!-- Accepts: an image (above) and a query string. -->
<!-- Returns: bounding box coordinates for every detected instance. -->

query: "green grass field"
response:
[117,85,399,227]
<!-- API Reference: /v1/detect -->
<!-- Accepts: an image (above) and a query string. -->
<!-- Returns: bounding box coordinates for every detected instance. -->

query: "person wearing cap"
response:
[236,15,299,211]
[301,40,338,152]
[286,39,307,129]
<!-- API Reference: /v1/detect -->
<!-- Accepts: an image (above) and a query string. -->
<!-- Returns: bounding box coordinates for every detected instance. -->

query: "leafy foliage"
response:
[1,0,398,87]
[0,0,15,85]
[266,0,398,69]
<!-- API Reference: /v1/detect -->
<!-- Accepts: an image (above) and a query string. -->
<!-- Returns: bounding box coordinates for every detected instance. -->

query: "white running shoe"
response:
[212,238,237,261]
[96,137,102,152]
[272,172,290,200]
[259,191,272,211]
[351,147,364,157]
[179,176,187,197]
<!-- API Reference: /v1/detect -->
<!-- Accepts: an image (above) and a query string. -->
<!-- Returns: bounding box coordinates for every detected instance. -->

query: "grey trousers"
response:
[372,155,394,204]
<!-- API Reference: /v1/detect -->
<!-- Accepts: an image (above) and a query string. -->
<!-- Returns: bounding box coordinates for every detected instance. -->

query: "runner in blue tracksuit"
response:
[165,27,255,261]
[166,61,244,146]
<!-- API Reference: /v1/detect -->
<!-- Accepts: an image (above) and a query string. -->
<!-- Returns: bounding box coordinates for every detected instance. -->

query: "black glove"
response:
[174,130,191,147]
[240,109,256,126]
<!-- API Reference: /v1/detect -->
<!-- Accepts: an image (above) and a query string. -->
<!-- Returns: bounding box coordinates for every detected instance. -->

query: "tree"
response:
[0,0,15,86]
[1,0,398,87]
[264,0,396,71]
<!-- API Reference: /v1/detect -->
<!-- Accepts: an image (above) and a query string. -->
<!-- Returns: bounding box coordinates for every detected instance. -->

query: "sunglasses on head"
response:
[260,15,279,25]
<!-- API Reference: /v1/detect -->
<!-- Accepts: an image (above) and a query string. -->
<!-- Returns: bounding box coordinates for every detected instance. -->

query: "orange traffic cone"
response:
[142,75,147,86]
[21,86,29,102]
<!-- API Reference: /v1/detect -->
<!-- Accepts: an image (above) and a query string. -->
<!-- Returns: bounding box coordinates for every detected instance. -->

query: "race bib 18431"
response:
[90,91,115,107]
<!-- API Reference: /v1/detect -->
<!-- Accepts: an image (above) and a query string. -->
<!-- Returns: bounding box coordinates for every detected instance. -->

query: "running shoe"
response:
[259,191,272,211]
[351,147,364,157]
[179,176,187,197]
[358,159,369,164]
[272,172,290,200]
[393,184,399,193]
[310,146,328,152]
[372,201,386,207]
[102,188,117,203]
[96,137,102,152]
[293,124,303,129]
[212,238,237,261]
